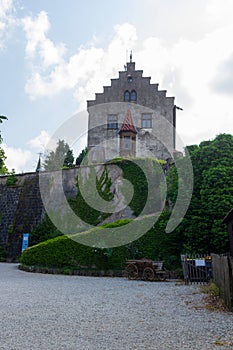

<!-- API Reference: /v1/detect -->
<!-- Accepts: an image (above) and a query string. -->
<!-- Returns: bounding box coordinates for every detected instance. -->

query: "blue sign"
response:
[21,233,29,252]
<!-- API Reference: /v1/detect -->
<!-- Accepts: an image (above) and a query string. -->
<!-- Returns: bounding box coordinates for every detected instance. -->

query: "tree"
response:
[181,134,233,253]
[0,149,7,174]
[0,115,7,124]
[44,139,74,171]
[76,147,88,166]
[0,115,8,175]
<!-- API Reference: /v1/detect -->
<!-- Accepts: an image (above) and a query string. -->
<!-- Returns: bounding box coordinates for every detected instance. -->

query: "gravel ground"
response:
[0,263,232,350]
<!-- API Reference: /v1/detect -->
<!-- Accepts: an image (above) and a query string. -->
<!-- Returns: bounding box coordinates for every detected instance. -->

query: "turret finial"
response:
[36,152,43,172]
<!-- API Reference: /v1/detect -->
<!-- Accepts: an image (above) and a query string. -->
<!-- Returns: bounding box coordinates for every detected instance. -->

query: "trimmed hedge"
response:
[20,213,183,271]
[20,219,131,270]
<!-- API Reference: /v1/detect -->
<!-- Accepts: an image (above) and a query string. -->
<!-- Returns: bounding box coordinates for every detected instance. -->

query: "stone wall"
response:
[0,167,82,260]
[0,173,45,260]
[0,164,135,260]
[0,184,21,246]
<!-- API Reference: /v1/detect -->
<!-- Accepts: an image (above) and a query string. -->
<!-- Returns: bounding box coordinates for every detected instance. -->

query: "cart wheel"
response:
[126,264,138,280]
[157,273,167,281]
[142,267,155,281]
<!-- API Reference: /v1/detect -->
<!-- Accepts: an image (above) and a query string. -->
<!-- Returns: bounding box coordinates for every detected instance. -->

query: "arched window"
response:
[131,90,137,102]
[124,90,130,102]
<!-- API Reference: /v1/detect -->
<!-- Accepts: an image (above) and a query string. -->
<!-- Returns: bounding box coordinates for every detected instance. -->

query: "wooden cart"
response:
[126,258,168,281]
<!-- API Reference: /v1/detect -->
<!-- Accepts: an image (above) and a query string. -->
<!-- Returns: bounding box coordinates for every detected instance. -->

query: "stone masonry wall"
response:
[0,164,134,260]
[0,184,21,246]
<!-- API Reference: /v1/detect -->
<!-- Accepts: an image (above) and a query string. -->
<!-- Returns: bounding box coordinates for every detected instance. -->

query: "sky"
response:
[0,0,233,173]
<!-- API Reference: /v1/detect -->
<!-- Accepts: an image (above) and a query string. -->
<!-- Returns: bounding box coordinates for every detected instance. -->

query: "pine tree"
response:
[44,139,74,171]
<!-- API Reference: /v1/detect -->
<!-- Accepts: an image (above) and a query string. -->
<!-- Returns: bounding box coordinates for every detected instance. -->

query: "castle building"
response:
[87,54,180,161]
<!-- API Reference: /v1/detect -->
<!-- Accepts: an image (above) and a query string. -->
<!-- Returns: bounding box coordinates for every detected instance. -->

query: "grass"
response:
[200,282,220,296]
[200,282,227,312]
[213,338,233,347]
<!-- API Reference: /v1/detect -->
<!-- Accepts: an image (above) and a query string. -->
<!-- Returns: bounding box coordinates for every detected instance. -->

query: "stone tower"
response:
[87,56,178,161]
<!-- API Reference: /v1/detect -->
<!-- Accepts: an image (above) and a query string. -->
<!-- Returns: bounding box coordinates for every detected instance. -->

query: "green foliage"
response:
[6,169,18,186]
[201,166,233,217]
[70,165,114,225]
[0,148,8,175]
[166,165,178,205]
[20,214,183,271]
[0,116,7,124]
[22,135,233,271]
[0,246,7,261]
[20,225,129,270]
[0,115,8,175]
[44,139,74,171]
[201,282,220,297]
[64,148,74,168]
[127,211,183,269]
[181,134,233,253]
[70,159,164,228]
[76,147,88,166]
[29,214,63,246]
[97,166,114,201]
[117,160,147,216]
[117,158,163,216]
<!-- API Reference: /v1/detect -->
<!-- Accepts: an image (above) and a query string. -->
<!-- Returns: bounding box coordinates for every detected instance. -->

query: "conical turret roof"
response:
[119,108,137,134]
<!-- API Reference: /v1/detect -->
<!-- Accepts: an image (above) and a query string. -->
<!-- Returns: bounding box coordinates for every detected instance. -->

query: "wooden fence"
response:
[212,254,233,311]
[181,254,212,285]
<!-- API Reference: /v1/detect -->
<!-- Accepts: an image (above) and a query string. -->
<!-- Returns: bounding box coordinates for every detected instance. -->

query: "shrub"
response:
[0,246,6,262]
[6,169,18,186]
[20,214,183,271]
[29,214,63,246]
[20,219,131,270]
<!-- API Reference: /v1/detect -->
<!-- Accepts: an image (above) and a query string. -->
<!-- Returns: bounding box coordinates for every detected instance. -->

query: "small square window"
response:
[107,115,118,129]
[142,113,152,128]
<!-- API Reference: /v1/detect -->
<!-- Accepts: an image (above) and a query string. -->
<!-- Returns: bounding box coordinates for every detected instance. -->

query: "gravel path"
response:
[0,263,232,350]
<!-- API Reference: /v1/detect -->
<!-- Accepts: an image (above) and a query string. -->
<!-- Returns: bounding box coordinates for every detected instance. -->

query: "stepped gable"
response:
[87,61,174,109]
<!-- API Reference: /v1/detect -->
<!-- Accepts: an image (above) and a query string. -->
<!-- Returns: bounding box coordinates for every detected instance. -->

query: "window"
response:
[124,90,137,102]
[131,90,137,102]
[124,91,130,102]
[142,113,152,128]
[124,136,131,149]
[107,115,118,129]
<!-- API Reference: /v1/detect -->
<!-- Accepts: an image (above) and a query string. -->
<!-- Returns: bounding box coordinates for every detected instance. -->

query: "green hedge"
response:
[20,213,183,271]
[20,219,131,270]
[20,236,128,271]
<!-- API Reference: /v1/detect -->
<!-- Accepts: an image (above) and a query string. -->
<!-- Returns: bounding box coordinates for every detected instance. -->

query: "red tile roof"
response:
[119,108,137,134]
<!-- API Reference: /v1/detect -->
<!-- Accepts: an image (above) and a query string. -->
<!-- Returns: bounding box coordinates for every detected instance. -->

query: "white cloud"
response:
[24,22,137,104]
[22,3,233,149]
[3,143,32,173]
[0,0,12,17]
[205,0,233,25]
[0,0,15,49]
[22,11,66,67]
[27,130,50,150]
